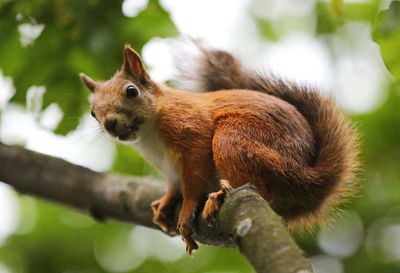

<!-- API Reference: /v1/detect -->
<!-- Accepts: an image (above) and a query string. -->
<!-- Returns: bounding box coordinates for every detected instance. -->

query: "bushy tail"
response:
[177,46,359,229]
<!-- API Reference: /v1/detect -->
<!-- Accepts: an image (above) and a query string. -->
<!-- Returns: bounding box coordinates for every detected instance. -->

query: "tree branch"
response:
[0,142,313,273]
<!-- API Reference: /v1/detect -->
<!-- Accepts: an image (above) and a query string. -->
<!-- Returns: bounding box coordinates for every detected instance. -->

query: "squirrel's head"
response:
[80,45,158,143]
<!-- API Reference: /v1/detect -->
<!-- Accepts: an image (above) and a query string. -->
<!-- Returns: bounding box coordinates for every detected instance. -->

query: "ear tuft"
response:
[80,73,97,92]
[123,45,149,84]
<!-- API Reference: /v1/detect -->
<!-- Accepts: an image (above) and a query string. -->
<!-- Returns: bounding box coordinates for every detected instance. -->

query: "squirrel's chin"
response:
[104,131,139,144]
[116,133,140,144]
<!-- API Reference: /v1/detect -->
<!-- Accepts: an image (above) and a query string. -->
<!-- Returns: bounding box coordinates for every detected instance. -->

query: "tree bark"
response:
[0,142,313,273]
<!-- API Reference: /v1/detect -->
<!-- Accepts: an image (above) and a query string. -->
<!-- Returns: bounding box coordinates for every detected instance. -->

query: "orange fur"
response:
[81,45,359,254]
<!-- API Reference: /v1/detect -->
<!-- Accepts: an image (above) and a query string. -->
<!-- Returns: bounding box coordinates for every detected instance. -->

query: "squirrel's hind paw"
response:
[202,179,233,223]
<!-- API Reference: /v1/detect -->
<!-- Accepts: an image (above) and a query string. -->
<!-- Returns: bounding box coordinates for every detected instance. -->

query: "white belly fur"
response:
[130,120,181,187]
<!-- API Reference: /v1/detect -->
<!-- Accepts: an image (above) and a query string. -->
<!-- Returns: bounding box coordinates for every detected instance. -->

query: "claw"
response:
[220,179,233,192]
[178,220,198,255]
[151,200,160,213]
[151,199,177,235]
[201,179,233,222]
[185,239,198,255]
[151,188,181,235]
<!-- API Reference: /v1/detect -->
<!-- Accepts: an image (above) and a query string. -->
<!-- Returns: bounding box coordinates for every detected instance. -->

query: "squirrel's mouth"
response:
[103,116,145,142]
[117,133,131,141]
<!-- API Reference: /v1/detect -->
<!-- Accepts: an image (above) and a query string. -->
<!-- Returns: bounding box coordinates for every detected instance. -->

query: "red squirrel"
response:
[80,44,359,254]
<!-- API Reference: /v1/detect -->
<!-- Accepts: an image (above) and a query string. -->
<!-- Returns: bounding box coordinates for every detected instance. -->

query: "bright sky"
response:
[0,0,394,271]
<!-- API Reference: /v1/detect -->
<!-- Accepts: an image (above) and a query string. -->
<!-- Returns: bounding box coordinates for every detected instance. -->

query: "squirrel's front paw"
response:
[151,199,177,235]
[178,218,198,255]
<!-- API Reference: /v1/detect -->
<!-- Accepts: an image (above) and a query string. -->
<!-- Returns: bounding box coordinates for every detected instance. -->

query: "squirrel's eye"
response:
[90,111,96,119]
[126,85,139,98]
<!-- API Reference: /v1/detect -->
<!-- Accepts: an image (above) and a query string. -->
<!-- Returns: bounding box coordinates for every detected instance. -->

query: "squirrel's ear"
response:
[80,73,97,92]
[123,44,150,84]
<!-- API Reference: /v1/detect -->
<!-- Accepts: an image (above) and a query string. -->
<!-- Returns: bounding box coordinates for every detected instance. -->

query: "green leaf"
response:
[373,1,400,81]
[331,0,344,19]
[316,1,340,34]
[316,1,380,35]
[343,1,380,23]
[255,18,281,41]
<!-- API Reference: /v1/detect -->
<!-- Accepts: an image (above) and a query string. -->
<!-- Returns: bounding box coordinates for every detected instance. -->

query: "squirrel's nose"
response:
[104,118,117,132]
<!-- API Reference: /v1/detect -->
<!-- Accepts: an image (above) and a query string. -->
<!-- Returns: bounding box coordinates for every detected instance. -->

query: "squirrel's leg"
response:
[178,157,213,254]
[151,185,181,235]
[178,195,200,254]
[202,179,233,221]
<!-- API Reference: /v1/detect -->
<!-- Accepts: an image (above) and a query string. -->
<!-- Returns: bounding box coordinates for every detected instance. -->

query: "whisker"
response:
[75,127,107,153]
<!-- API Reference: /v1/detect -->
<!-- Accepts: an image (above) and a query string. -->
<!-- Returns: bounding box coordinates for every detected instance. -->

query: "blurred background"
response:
[0,0,399,272]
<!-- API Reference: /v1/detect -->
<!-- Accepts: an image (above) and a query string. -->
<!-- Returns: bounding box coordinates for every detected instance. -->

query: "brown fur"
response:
[80,45,359,254]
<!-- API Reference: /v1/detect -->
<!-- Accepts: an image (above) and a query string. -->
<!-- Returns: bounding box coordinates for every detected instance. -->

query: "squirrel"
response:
[80,44,359,254]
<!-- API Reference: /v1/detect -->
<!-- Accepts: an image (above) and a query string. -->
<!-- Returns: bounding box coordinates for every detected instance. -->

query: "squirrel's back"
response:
[176,45,359,229]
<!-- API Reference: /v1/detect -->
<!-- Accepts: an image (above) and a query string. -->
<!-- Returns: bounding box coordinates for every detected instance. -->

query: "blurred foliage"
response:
[112,143,159,177]
[316,0,381,34]
[1,0,400,273]
[0,0,177,135]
